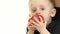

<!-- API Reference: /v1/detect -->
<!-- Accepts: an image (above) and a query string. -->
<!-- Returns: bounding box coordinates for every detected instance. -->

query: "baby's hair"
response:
[49,0,55,7]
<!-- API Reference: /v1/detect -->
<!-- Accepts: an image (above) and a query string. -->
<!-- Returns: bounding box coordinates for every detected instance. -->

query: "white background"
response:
[0,0,29,34]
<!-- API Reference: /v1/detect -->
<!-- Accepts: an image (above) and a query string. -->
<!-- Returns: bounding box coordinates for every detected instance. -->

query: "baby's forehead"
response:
[29,0,52,7]
[30,0,49,6]
[29,0,53,10]
[30,0,50,5]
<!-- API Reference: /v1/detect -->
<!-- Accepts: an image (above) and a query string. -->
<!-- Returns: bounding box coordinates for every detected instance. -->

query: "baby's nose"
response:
[35,12,40,15]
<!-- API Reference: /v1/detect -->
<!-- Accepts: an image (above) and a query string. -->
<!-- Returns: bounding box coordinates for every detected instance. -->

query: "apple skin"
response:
[29,15,45,23]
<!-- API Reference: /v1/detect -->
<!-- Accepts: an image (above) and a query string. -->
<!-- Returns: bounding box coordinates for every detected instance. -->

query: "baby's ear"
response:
[50,8,56,17]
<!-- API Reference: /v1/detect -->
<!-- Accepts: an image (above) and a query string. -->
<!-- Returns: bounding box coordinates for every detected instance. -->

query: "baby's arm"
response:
[27,31,34,34]
[39,28,51,34]
[26,29,51,34]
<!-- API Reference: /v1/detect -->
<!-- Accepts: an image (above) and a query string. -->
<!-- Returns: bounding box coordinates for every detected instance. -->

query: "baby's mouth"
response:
[28,15,45,23]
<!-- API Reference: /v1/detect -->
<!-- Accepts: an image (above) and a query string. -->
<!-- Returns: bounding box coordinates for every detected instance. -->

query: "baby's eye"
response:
[31,9,36,12]
[40,8,45,11]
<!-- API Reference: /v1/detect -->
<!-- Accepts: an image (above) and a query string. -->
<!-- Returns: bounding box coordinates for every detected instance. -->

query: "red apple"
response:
[29,15,45,23]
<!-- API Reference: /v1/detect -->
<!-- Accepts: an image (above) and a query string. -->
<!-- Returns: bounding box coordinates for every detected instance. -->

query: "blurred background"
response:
[0,0,29,34]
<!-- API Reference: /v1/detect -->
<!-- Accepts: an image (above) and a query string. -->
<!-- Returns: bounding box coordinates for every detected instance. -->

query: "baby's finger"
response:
[30,20,39,26]
[28,22,32,26]
[28,23,36,28]
[30,22,37,29]
[39,16,43,23]
[33,17,40,24]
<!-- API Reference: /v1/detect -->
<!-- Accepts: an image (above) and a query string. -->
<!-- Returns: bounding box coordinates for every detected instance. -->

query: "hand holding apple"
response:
[29,15,45,23]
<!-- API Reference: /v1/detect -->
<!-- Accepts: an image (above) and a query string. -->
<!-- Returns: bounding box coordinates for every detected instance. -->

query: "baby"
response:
[27,0,57,34]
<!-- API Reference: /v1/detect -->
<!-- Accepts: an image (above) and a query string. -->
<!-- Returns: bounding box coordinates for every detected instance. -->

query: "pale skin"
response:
[27,0,56,34]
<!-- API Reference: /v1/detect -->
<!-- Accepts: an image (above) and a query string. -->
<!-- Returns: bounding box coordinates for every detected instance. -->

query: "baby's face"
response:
[29,0,54,24]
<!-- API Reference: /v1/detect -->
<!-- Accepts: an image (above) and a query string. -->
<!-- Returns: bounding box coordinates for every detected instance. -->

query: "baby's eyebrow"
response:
[39,5,45,8]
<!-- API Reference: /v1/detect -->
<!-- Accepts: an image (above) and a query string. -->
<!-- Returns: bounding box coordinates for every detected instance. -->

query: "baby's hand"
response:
[30,16,47,33]
[27,22,36,34]
[28,22,36,32]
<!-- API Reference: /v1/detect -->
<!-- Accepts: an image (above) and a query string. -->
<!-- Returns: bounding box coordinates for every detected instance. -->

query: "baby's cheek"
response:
[45,16,51,23]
